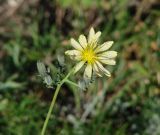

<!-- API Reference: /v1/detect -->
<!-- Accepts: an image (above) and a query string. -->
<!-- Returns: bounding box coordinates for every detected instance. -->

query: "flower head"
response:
[65,27,117,79]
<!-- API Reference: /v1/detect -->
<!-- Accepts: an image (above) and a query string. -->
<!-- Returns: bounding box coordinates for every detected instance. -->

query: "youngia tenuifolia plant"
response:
[37,27,117,135]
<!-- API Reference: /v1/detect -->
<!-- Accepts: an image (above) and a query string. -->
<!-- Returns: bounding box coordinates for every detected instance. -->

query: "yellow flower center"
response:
[82,48,96,64]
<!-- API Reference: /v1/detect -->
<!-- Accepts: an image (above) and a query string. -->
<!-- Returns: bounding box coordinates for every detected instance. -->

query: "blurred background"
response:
[0,0,160,134]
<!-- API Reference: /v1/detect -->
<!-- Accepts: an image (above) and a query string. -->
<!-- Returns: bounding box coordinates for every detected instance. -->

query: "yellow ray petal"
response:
[96,61,111,77]
[98,51,117,58]
[84,64,92,79]
[74,61,85,73]
[71,38,83,51]
[95,41,114,53]
[93,63,102,77]
[79,35,87,48]
[65,50,81,56]
[98,59,116,65]
[88,27,95,43]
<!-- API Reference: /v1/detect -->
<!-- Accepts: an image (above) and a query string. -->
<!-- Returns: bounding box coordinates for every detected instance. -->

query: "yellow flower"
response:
[65,27,117,79]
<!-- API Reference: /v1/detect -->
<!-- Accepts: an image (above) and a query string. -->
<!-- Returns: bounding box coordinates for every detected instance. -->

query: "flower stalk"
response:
[41,69,74,135]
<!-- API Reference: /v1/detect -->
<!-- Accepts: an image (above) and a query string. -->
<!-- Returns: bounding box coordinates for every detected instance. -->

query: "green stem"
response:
[41,69,74,135]
[65,79,79,88]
